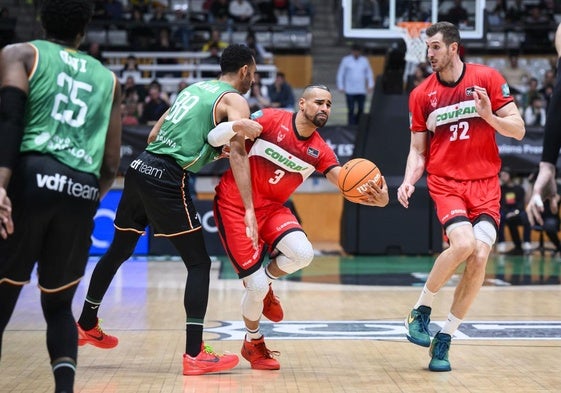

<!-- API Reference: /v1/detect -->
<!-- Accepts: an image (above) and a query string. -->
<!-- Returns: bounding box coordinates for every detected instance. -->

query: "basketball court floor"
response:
[1,251,560,392]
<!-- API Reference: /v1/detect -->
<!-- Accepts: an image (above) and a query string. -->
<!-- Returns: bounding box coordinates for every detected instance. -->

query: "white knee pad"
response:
[241,268,269,321]
[275,231,314,275]
[473,220,497,246]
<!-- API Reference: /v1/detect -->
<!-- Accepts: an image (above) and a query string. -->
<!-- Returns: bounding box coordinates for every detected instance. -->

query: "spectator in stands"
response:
[140,81,170,125]
[445,0,469,27]
[486,0,507,28]
[524,95,547,127]
[201,43,222,78]
[501,52,530,95]
[171,8,192,50]
[406,62,431,93]
[92,0,108,20]
[522,6,552,51]
[129,0,151,13]
[229,0,254,23]
[122,75,146,118]
[202,42,222,64]
[120,55,142,81]
[336,43,375,125]
[290,0,314,21]
[121,102,140,126]
[244,31,270,64]
[170,80,189,104]
[149,3,170,37]
[245,72,270,112]
[498,167,532,255]
[506,0,524,25]
[253,0,277,24]
[202,28,229,51]
[151,27,180,77]
[128,7,154,49]
[523,77,541,108]
[87,41,107,64]
[268,72,295,111]
[272,0,290,21]
[104,0,125,23]
[210,0,231,25]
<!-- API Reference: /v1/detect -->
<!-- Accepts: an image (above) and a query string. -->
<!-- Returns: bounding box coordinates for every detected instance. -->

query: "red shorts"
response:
[427,174,500,229]
[214,197,302,278]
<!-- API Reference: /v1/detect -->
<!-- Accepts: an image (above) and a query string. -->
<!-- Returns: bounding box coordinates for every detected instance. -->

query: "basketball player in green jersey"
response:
[76,44,263,376]
[0,0,122,391]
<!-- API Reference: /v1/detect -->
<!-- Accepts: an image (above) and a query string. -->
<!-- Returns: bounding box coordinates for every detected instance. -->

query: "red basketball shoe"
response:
[183,343,239,375]
[241,336,280,370]
[77,319,118,349]
[262,284,284,322]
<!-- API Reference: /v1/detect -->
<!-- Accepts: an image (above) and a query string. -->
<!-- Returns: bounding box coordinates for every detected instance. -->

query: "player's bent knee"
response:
[276,231,314,273]
[243,269,269,302]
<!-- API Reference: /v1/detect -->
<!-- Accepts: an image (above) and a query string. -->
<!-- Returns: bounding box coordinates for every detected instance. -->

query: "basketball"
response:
[338,158,383,203]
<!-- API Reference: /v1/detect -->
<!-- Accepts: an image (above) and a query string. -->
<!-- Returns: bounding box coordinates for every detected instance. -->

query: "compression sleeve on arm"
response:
[207,121,236,147]
[0,86,27,169]
[541,57,561,164]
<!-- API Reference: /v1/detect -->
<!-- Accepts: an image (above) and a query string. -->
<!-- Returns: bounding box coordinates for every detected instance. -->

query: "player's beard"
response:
[311,112,328,127]
[431,48,453,74]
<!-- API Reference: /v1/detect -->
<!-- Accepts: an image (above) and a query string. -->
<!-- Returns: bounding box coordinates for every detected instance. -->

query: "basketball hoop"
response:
[397,21,431,81]
[397,21,431,64]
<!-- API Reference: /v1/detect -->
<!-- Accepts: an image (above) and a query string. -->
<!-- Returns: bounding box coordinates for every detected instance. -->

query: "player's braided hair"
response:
[40,0,93,42]
[220,44,255,75]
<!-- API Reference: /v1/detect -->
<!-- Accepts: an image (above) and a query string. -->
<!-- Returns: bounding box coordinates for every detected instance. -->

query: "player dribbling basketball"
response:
[213,84,389,370]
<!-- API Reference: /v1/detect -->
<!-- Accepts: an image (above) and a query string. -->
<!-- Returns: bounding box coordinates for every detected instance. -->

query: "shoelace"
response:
[94,319,106,335]
[431,338,450,360]
[417,312,430,334]
[255,341,280,359]
[202,344,220,356]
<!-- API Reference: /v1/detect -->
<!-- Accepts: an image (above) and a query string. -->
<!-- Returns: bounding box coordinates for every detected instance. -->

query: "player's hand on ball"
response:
[359,178,389,207]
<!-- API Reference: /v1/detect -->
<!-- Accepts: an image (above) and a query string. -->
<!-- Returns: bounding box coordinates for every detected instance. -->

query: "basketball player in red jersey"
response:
[214,84,389,370]
[397,22,525,372]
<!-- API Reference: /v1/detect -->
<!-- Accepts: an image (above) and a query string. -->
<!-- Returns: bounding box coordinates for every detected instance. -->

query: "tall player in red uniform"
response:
[214,85,389,370]
[397,22,525,372]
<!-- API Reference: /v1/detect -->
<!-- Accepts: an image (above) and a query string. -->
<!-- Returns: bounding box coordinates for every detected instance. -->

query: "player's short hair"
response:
[40,0,93,42]
[426,21,461,47]
[220,44,255,75]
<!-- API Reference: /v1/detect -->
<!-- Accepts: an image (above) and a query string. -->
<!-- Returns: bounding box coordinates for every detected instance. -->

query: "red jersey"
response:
[216,109,339,207]
[409,63,514,180]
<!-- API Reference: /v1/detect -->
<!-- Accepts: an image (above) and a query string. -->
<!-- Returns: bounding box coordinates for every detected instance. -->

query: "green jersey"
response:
[146,80,238,173]
[20,40,116,177]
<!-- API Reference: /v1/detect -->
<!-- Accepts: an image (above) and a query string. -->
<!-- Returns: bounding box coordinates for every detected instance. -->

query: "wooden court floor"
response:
[1,252,560,393]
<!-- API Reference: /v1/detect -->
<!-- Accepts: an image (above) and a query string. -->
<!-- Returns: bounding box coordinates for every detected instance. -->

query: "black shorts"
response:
[0,153,99,291]
[115,151,200,236]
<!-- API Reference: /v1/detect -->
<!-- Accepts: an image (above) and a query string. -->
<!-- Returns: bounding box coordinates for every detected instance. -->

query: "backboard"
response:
[342,0,486,40]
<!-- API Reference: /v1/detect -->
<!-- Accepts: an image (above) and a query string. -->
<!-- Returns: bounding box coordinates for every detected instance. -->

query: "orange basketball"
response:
[338,158,383,203]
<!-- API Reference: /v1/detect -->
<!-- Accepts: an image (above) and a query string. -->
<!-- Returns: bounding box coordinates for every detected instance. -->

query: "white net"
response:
[397,22,431,64]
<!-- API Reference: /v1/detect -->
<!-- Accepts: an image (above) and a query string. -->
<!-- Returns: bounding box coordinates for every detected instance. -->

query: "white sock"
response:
[246,328,262,341]
[414,284,437,309]
[440,313,462,336]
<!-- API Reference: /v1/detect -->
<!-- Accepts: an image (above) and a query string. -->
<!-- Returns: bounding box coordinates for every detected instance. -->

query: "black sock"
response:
[186,319,204,357]
[53,359,75,393]
[78,297,101,330]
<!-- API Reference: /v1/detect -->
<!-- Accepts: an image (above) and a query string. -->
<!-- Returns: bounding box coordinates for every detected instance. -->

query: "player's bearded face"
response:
[307,108,328,127]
